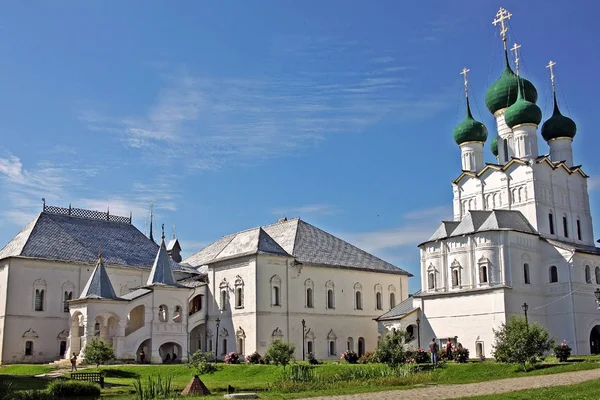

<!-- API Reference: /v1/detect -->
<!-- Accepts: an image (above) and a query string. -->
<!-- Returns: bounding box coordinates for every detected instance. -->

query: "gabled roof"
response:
[419,210,537,246]
[185,218,411,276]
[147,236,177,286]
[544,238,600,256]
[375,291,420,321]
[79,254,120,300]
[0,209,187,271]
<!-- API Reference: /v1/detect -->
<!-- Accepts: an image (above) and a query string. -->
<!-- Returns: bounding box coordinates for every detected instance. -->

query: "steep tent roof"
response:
[0,209,187,272]
[147,235,177,286]
[79,254,120,300]
[185,218,411,276]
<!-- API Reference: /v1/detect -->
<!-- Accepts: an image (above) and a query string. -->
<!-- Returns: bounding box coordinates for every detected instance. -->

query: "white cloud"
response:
[271,204,339,217]
[371,56,395,63]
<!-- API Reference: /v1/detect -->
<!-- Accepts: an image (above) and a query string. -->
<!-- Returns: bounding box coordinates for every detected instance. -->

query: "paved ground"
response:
[300,368,600,400]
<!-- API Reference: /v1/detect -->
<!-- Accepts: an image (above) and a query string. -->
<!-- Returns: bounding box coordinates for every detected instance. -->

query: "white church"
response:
[376,8,600,358]
[0,205,410,364]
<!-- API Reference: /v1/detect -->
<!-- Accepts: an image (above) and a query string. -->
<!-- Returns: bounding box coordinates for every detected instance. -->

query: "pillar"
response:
[512,124,539,160]
[459,142,484,173]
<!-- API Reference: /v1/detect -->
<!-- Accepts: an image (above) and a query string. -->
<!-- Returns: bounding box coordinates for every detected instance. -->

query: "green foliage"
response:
[245,351,262,364]
[375,329,409,368]
[492,316,555,371]
[454,347,470,363]
[188,350,218,375]
[307,352,320,365]
[340,350,359,364]
[265,340,296,369]
[553,341,572,362]
[9,391,52,400]
[83,338,115,368]
[132,375,174,400]
[282,364,317,382]
[0,378,15,400]
[47,380,101,397]
[358,351,376,364]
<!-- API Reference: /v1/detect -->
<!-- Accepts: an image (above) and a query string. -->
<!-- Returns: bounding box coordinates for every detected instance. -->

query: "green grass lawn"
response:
[458,378,600,399]
[0,364,55,375]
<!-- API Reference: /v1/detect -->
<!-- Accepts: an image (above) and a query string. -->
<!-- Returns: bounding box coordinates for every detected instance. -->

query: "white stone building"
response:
[0,205,410,364]
[376,8,600,358]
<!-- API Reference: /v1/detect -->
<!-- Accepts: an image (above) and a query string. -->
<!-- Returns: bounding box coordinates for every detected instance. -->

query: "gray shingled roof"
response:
[185,218,411,276]
[376,291,420,321]
[544,238,600,256]
[120,288,152,300]
[147,238,177,286]
[79,256,121,300]
[421,210,537,245]
[0,212,187,271]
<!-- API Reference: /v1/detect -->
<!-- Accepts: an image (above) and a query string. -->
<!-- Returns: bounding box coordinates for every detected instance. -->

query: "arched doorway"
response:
[357,337,365,357]
[159,342,182,363]
[590,326,600,355]
[136,339,151,363]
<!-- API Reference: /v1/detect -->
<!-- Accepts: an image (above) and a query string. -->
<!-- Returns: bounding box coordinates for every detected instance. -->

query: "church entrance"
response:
[590,326,600,355]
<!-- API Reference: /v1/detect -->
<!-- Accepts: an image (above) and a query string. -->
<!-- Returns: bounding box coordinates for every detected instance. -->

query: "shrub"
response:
[246,351,262,364]
[83,338,115,368]
[132,375,174,400]
[307,352,320,365]
[375,329,409,368]
[224,352,241,364]
[493,316,555,371]
[554,341,572,362]
[188,350,217,375]
[47,380,101,397]
[340,350,359,364]
[10,391,52,400]
[358,351,375,364]
[415,348,429,364]
[283,364,317,382]
[454,347,470,363]
[265,340,296,370]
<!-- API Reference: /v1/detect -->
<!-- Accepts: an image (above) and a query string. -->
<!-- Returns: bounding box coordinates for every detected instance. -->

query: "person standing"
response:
[70,352,78,372]
[429,338,439,364]
[139,349,146,364]
[446,338,453,361]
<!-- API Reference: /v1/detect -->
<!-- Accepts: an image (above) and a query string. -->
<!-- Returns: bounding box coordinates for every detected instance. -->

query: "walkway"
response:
[301,368,600,400]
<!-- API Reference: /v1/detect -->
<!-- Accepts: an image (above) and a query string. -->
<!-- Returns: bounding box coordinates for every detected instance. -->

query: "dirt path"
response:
[301,368,600,400]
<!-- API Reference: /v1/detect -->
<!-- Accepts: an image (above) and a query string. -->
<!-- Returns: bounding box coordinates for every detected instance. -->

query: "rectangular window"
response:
[563,216,569,238]
[549,213,555,235]
[34,290,44,311]
[577,220,582,240]
[524,264,530,284]
[25,341,33,356]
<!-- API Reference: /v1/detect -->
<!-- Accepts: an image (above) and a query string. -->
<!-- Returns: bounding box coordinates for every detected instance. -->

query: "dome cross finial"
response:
[510,43,521,76]
[460,67,470,98]
[493,7,512,49]
[546,60,557,92]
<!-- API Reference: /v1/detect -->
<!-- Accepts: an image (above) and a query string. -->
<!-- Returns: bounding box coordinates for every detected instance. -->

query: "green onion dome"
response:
[491,136,498,157]
[485,51,538,115]
[541,93,577,141]
[504,84,542,128]
[453,98,488,145]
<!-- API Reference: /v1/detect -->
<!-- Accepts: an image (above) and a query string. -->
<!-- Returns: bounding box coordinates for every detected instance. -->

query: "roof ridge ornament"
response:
[510,43,521,76]
[546,60,557,93]
[460,67,470,99]
[492,7,512,49]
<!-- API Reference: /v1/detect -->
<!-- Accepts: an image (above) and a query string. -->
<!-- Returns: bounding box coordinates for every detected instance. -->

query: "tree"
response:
[188,350,217,375]
[492,316,555,371]
[83,338,115,368]
[375,329,409,368]
[265,340,295,370]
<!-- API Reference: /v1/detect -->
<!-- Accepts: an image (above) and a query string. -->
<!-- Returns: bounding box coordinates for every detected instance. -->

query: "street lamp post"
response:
[595,288,600,309]
[522,303,529,330]
[416,317,421,349]
[301,319,306,361]
[215,318,220,362]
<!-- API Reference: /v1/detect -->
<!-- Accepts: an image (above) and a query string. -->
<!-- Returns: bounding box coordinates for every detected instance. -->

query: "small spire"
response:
[546,60,557,93]
[492,7,512,50]
[510,43,521,76]
[149,201,155,242]
[98,251,103,263]
[460,67,473,118]
[161,223,165,241]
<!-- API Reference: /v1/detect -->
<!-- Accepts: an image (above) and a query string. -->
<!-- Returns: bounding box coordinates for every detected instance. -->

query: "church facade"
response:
[376,8,600,358]
[0,205,410,364]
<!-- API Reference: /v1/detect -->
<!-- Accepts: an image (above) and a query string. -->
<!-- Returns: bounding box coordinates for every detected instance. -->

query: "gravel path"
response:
[300,368,600,400]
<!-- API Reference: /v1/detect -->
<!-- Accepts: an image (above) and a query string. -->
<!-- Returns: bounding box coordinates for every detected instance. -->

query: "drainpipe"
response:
[566,250,578,354]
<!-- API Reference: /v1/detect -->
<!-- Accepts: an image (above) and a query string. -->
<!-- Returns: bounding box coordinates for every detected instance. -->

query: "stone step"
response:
[223,394,259,399]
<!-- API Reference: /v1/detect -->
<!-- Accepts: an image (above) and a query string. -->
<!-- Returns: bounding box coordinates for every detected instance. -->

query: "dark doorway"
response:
[591,326,600,355]
[59,341,67,357]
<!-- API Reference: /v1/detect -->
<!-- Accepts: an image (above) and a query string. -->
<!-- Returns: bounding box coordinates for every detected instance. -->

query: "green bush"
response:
[47,380,101,397]
[283,364,317,382]
[554,341,572,362]
[375,329,409,368]
[83,338,115,368]
[132,375,174,400]
[454,347,470,363]
[265,340,296,369]
[10,391,52,400]
[358,351,375,364]
[188,350,217,375]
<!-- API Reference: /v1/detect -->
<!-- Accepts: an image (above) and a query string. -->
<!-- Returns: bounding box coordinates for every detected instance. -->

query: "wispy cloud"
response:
[271,204,340,217]
[371,56,395,64]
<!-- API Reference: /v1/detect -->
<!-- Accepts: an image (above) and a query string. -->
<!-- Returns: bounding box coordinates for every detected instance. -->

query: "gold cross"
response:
[460,67,470,97]
[493,7,512,47]
[510,43,521,75]
[546,60,557,92]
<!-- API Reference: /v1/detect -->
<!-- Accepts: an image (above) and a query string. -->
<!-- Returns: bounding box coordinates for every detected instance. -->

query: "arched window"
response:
[63,291,73,312]
[577,219,582,240]
[328,340,336,355]
[563,216,569,238]
[428,272,436,290]
[222,338,227,355]
[25,341,33,356]
[219,278,229,311]
[549,212,555,235]
[236,327,246,355]
[305,279,314,308]
[173,306,182,323]
[325,281,335,309]
[503,139,509,162]
[158,305,168,322]
[327,329,337,356]
[234,275,244,309]
[347,337,353,351]
[33,279,46,312]
[452,269,460,287]
[595,267,600,285]
[375,292,382,310]
[406,325,415,339]
[523,263,530,284]
[357,337,365,357]
[549,266,558,283]
[189,294,203,315]
[355,291,362,310]
[585,265,592,283]
[270,275,282,307]
[389,292,396,309]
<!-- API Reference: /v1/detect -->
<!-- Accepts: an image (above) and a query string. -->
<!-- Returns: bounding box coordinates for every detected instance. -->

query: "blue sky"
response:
[1,0,599,293]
